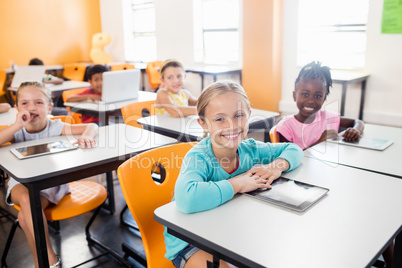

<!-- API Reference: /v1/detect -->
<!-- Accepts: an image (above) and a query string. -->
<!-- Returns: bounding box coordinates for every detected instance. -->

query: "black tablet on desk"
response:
[244,177,329,212]
[10,140,78,160]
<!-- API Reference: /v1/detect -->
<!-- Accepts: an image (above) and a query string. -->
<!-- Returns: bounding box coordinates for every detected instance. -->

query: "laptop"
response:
[11,66,46,88]
[102,69,140,104]
[327,131,393,151]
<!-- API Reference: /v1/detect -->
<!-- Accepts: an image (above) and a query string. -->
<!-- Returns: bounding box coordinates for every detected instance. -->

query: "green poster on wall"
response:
[382,0,402,33]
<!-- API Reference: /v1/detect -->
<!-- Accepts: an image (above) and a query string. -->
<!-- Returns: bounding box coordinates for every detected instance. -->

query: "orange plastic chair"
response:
[145,61,162,90]
[111,64,135,71]
[121,100,155,128]
[63,63,87,81]
[269,125,279,143]
[62,88,86,124]
[1,181,107,267]
[117,142,197,268]
[0,69,7,100]
[51,115,76,124]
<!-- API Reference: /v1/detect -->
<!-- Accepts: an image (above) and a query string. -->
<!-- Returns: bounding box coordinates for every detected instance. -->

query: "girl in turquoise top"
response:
[164,80,303,268]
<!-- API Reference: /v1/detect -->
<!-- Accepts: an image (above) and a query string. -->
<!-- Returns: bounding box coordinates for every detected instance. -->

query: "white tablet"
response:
[10,140,78,160]
[244,177,329,212]
[327,132,393,151]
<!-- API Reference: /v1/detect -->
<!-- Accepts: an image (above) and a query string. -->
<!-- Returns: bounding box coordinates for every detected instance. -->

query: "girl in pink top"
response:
[276,61,364,150]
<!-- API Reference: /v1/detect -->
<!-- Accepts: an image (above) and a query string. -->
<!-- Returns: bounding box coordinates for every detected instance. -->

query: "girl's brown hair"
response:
[160,59,184,78]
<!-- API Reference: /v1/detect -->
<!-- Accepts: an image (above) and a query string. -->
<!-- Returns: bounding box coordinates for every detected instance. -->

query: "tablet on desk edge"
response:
[327,133,393,151]
[10,140,78,160]
[244,177,329,212]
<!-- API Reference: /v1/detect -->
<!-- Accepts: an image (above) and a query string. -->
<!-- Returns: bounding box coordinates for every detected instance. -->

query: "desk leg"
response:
[102,171,115,214]
[26,183,50,268]
[393,232,402,268]
[207,253,221,268]
[201,74,205,90]
[359,80,366,120]
[340,82,347,116]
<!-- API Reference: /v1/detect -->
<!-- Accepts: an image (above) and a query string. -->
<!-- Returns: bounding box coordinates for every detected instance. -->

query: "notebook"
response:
[102,69,140,104]
[244,177,329,212]
[327,131,393,151]
[11,66,47,88]
[10,140,78,159]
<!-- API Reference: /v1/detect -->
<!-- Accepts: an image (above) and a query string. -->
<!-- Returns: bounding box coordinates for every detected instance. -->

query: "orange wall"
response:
[243,0,282,112]
[0,0,101,68]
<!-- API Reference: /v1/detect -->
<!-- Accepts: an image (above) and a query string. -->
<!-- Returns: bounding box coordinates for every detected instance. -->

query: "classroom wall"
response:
[0,0,101,68]
[281,0,402,127]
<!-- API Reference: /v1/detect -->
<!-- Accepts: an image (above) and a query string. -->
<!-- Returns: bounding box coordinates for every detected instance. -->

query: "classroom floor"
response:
[0,175,146,268]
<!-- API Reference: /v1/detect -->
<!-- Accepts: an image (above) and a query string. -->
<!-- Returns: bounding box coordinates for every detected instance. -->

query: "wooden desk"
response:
[64,91,156,126]
[0,124,176,267]
[155,157,402,268]
[305,124,402,178]
[138,108,279,142]
[186,65,242,90]
[331,70,369,120]
[0,107,17,126]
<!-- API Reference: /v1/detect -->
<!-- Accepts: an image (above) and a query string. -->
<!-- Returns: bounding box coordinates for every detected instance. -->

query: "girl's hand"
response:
[247,164,283,187]
[73,136,96,149]
[342,127,361,141]
[228,172,270,194]
[15,110,32,128]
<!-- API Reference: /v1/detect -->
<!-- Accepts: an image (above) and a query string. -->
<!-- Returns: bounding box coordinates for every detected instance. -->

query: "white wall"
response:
[281,0,402,127]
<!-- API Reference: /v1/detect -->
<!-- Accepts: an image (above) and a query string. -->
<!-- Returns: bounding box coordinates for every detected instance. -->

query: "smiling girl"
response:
[163,80,303,268]
[276,61,364,150]
[155,59,198,117]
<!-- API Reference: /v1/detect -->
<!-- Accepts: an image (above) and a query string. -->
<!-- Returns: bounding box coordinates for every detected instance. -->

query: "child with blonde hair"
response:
[155,59,198,117]
[163,80,303,268]
[0,81,98,268]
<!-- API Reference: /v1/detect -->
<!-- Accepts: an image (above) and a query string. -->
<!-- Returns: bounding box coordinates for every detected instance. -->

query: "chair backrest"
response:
[51,115,75,124]
[269,125,279,143]
[145,61,162,89]
[62,88,87,124]
[121,100,155,128]
[111,64,135,71]
[63,63,87,81]
[117,142,197,268]
[0,69,7,98]
[0,125,11,146]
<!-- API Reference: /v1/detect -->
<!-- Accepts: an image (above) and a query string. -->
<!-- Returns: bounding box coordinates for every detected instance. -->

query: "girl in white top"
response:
[155,59,198,117]
[0,81,98,268]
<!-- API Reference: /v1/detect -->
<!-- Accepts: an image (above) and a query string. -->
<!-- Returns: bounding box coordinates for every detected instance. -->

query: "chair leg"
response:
[83,205,132,268]
[120,204,139,231]
[1,219,19,268]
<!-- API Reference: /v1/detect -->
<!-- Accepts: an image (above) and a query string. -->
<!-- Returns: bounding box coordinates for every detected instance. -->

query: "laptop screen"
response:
[102,69,140,104]
[11,66,46,88]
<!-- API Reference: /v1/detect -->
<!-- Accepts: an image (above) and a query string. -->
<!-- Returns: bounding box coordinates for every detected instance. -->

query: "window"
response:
[297,0,369,69]
[194,0,241,65]
[132,0,156,62]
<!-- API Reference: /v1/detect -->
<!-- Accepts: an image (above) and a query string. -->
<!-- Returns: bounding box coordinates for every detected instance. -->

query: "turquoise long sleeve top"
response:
[164,137,303,260]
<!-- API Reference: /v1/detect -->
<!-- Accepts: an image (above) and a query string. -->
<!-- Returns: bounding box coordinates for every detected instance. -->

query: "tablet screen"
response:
[10,140,78,159]
[244,177,329,212]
